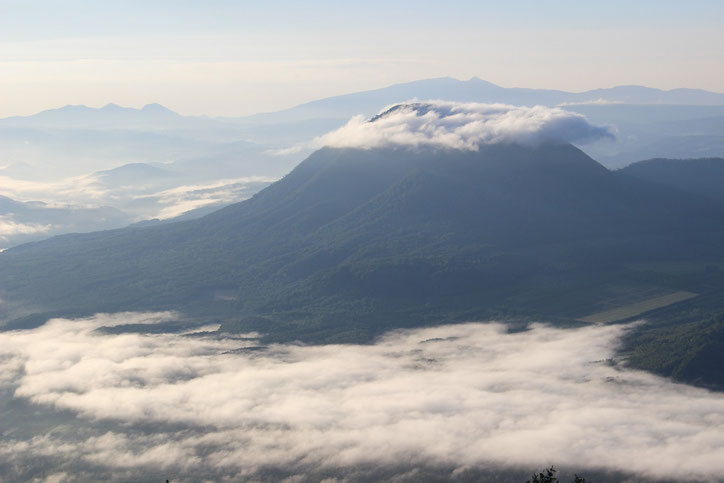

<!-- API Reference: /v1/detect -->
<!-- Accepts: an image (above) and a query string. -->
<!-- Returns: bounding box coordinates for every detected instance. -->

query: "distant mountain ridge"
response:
[0,102,226,131]
[244,77,724,123]
[4,77,724,171]
[4,77,724,128]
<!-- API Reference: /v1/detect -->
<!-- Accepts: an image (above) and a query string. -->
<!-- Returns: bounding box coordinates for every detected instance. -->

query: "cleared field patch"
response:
[579,291,698,324]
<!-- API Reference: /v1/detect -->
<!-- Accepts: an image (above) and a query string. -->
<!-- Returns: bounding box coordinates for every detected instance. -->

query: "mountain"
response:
[2,142,724,341]
[234,78,724,169]
[0,103,228,132]
[244,77,724,124]
[94,162,181,187]
[619,157,724,206]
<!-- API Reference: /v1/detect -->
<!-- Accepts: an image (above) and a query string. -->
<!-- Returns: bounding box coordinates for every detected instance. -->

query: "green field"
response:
[579,291,698,324]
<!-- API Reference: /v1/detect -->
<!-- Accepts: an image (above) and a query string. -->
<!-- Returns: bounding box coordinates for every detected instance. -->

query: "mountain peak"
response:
[141,103,176,115]
[466,76,500,88]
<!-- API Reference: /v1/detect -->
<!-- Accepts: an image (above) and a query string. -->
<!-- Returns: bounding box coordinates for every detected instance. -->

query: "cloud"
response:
[302,101,615,152]
[0,174,109,207]
[0,173,275,222]
[134,176,276,220]
[1,314,724,481]
[0,215,53,238]
[557,99,625,107]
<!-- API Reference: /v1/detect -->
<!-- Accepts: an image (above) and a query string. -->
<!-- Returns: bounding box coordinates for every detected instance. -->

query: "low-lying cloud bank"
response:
[304,101,615,152]
[1,313,723,481]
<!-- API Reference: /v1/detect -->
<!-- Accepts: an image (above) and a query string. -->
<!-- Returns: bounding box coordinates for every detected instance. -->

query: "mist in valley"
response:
[2,313,724,481]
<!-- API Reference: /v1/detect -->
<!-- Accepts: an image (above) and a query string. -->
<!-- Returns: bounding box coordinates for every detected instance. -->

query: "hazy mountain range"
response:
[4,77,723,175]
[0,102,225,131]
[244,77,724,123]
[1,78,723,256]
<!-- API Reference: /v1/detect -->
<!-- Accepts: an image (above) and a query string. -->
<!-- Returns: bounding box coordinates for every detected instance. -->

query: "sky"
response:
[1,0,723,117]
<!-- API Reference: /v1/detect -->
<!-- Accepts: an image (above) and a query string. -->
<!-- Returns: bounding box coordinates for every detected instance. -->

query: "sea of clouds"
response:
[1,313,723,481]
[303,101,615,152]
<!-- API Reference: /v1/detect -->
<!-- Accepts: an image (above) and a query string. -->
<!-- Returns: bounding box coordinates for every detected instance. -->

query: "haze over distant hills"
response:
[8,76,721,173]
[0,102,303,246]
[3,77,724,175]
[0,102,222,131]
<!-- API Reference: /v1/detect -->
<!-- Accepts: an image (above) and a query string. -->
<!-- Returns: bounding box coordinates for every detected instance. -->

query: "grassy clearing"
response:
[579,291,698,324]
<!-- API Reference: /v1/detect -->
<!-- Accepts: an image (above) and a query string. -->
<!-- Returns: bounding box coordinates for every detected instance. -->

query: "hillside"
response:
[619,157,724,205]
[2,142,724,343]
[0,195,133,250]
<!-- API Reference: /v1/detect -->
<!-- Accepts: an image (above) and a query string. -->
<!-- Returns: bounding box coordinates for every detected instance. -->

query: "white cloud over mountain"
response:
[1,313,724,480]
[309,101,615,151]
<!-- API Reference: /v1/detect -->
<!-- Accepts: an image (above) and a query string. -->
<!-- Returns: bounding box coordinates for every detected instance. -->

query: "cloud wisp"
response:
[0,215,53,238]
[557,98,625,107]
[0,173,275,221]
[303,101,615,152]
[0,173,109,207]
[133,176,276,220]
[1,314,723,481]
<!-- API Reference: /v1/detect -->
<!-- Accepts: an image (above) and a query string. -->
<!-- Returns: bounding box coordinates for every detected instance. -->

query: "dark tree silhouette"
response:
[527,466,586,483]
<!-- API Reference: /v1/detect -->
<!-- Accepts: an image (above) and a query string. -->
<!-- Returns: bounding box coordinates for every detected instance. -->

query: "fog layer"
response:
[1,314,723,481]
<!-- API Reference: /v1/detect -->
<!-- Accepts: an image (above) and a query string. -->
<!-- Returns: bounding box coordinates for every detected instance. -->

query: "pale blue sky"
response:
[1,1,723,116]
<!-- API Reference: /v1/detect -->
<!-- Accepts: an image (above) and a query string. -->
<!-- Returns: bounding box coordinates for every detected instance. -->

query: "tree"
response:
[526,466,586,483]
